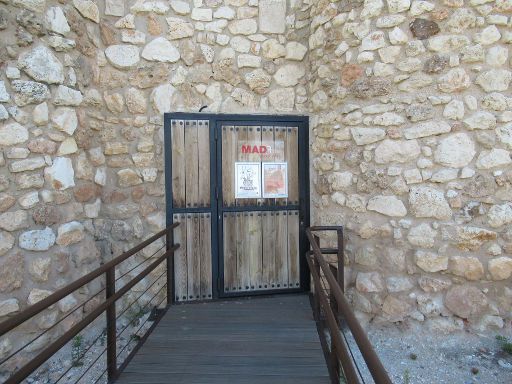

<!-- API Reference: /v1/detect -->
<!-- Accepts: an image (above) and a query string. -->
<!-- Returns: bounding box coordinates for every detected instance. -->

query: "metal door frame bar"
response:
[164,112,310,301]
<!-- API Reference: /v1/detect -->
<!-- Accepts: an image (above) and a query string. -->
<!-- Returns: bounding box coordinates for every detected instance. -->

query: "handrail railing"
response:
[306,226,392,384]
[0,222,180,384]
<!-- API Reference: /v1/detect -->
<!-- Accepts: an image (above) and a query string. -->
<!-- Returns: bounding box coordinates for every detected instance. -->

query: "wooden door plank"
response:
[171,120,185,208]
[275,211,289,289]
[261,212,276,290]
[236,212,250,291]
[200,214,212,299]
[287,211,300,289]
[185,120,199,208]
[187,214,201,300]
[248,212,262,290]
[286,126,299,206]
[273,127,286,207]
[197,120,210,208]
[222,126,236,208]
[260,126,274,207]
[174,214,187,302]
[236,126,249,207]
[245,126,261,207]
[223,213,237,293]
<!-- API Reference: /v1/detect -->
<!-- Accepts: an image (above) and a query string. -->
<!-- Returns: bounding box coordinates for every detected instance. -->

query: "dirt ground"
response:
[347,322,512,384]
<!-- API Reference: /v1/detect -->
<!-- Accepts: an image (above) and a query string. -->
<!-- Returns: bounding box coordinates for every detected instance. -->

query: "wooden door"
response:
[220,124,302,295]
[165,114,309,302]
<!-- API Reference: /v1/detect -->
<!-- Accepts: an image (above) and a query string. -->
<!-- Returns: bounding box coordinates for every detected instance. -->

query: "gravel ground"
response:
[346,323,512,384]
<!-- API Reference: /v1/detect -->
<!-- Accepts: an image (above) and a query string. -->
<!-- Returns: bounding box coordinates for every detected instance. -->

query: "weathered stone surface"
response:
[0,253,24,293]
[0,299,19,317]
[409,18,439,40]
[434,133,475,168]
[415,250,448,272]
[28,288,53,306]
[382,295,412,322]
[18,45,64,84]
[0,122,29,146]
[28,257,51,282]
[407,223,437,248]
[45,6,70,35]
[423,55,448,74]
[259,0,286,33]
[244,69,271,93]
[44,157,75,190]
[126,88,147,114]
[438,68,471,93]
[228,19,257,35]
[475,69,512,92]
[464,111,496,130]
[476,149,512,169]
[105,0,124,16]
[11,80,50,106]
[449,256,484,281]
[118,169,142,187]
[142,37,180,62]
[73,0,99,23]
[56,221,84,246]
[409,186,451,220]
[350,77,392,98]
[51,107,78,135]
[268,88,294,112]
[404,121,450,139]
[442,226,497,251]
[445,286,487,319]
[488,203,512,228]
[0,210,29,232]
[356,272,385,293]
[367,195,407,217]
[167,17,194,40]
[151,84,176,114]
[0,231,15,256]
[273,65,305,87]
[418,276,451,293]
[10,157,46,173]
[374,139,421,163]
[488,257,512,280]
[351,127,386,145]
[105,45,140,69]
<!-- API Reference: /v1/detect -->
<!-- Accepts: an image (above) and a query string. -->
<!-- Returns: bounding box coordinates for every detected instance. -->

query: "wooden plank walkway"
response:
[116,294,329,384]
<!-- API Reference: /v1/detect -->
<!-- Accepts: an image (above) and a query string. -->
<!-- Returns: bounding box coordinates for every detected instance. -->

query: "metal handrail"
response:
[0,223,180,384]
[306,226,392,384]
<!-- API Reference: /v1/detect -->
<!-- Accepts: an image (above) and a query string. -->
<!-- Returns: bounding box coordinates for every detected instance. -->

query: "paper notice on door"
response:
[235,162,261,199]
[262,162,288,198]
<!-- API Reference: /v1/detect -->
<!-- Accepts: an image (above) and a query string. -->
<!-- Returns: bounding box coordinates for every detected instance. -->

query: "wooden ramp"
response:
[116,294,329,384]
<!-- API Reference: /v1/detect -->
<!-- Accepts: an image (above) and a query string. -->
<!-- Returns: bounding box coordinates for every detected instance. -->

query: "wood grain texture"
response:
[185,120,199,208]
[262,212,276,289]
[236,213,250,291]
[116,294,329,384]
[174,214,187,302]
[236,126,249,207]
[199,214,212,299]
[286,126,299,205]
[287,211,300,289]
[248,213,262,290]
[222,126,236,207]
[171,120,186,207]
[223,213,237,293]
[275,211,289,289]
[197,120,210,207]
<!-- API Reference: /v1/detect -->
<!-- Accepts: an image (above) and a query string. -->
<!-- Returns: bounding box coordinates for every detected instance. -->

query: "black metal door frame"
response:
[164,112,310,301]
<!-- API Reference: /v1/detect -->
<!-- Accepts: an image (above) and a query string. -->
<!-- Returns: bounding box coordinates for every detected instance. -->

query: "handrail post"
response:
[166,228,174,305]
[336,228,344,293]
[312,236,321,322]
[106,267,117,382]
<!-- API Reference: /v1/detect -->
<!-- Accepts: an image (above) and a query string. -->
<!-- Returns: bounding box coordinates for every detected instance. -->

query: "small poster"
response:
[262,162,288,198]
[235,162,261,199]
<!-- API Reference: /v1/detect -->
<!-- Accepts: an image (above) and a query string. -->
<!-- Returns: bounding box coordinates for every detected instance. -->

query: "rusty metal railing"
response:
[0,223,180,384]
[306,226,392,384]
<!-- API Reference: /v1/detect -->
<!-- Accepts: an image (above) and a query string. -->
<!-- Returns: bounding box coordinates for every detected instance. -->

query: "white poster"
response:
[262,162,288,198]
[235,162,261,199]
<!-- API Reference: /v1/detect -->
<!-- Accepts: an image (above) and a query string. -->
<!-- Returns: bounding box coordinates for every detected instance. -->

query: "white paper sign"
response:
[262,162,288,198]
[235,162,261,198]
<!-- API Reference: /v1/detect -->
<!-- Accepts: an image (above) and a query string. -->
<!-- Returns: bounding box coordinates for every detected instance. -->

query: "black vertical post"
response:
[337,229,344,293]
[312,235,321,322]
[166,227,174,305]
[106,268,117,381]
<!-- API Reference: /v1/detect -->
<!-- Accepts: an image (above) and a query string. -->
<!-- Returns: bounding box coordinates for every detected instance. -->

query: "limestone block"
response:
[259,0,286,34]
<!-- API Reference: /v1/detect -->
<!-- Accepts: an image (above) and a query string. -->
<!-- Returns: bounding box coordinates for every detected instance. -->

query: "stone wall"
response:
[1,0,512,369]
[0,0,311,369]
[309,0,512,332]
